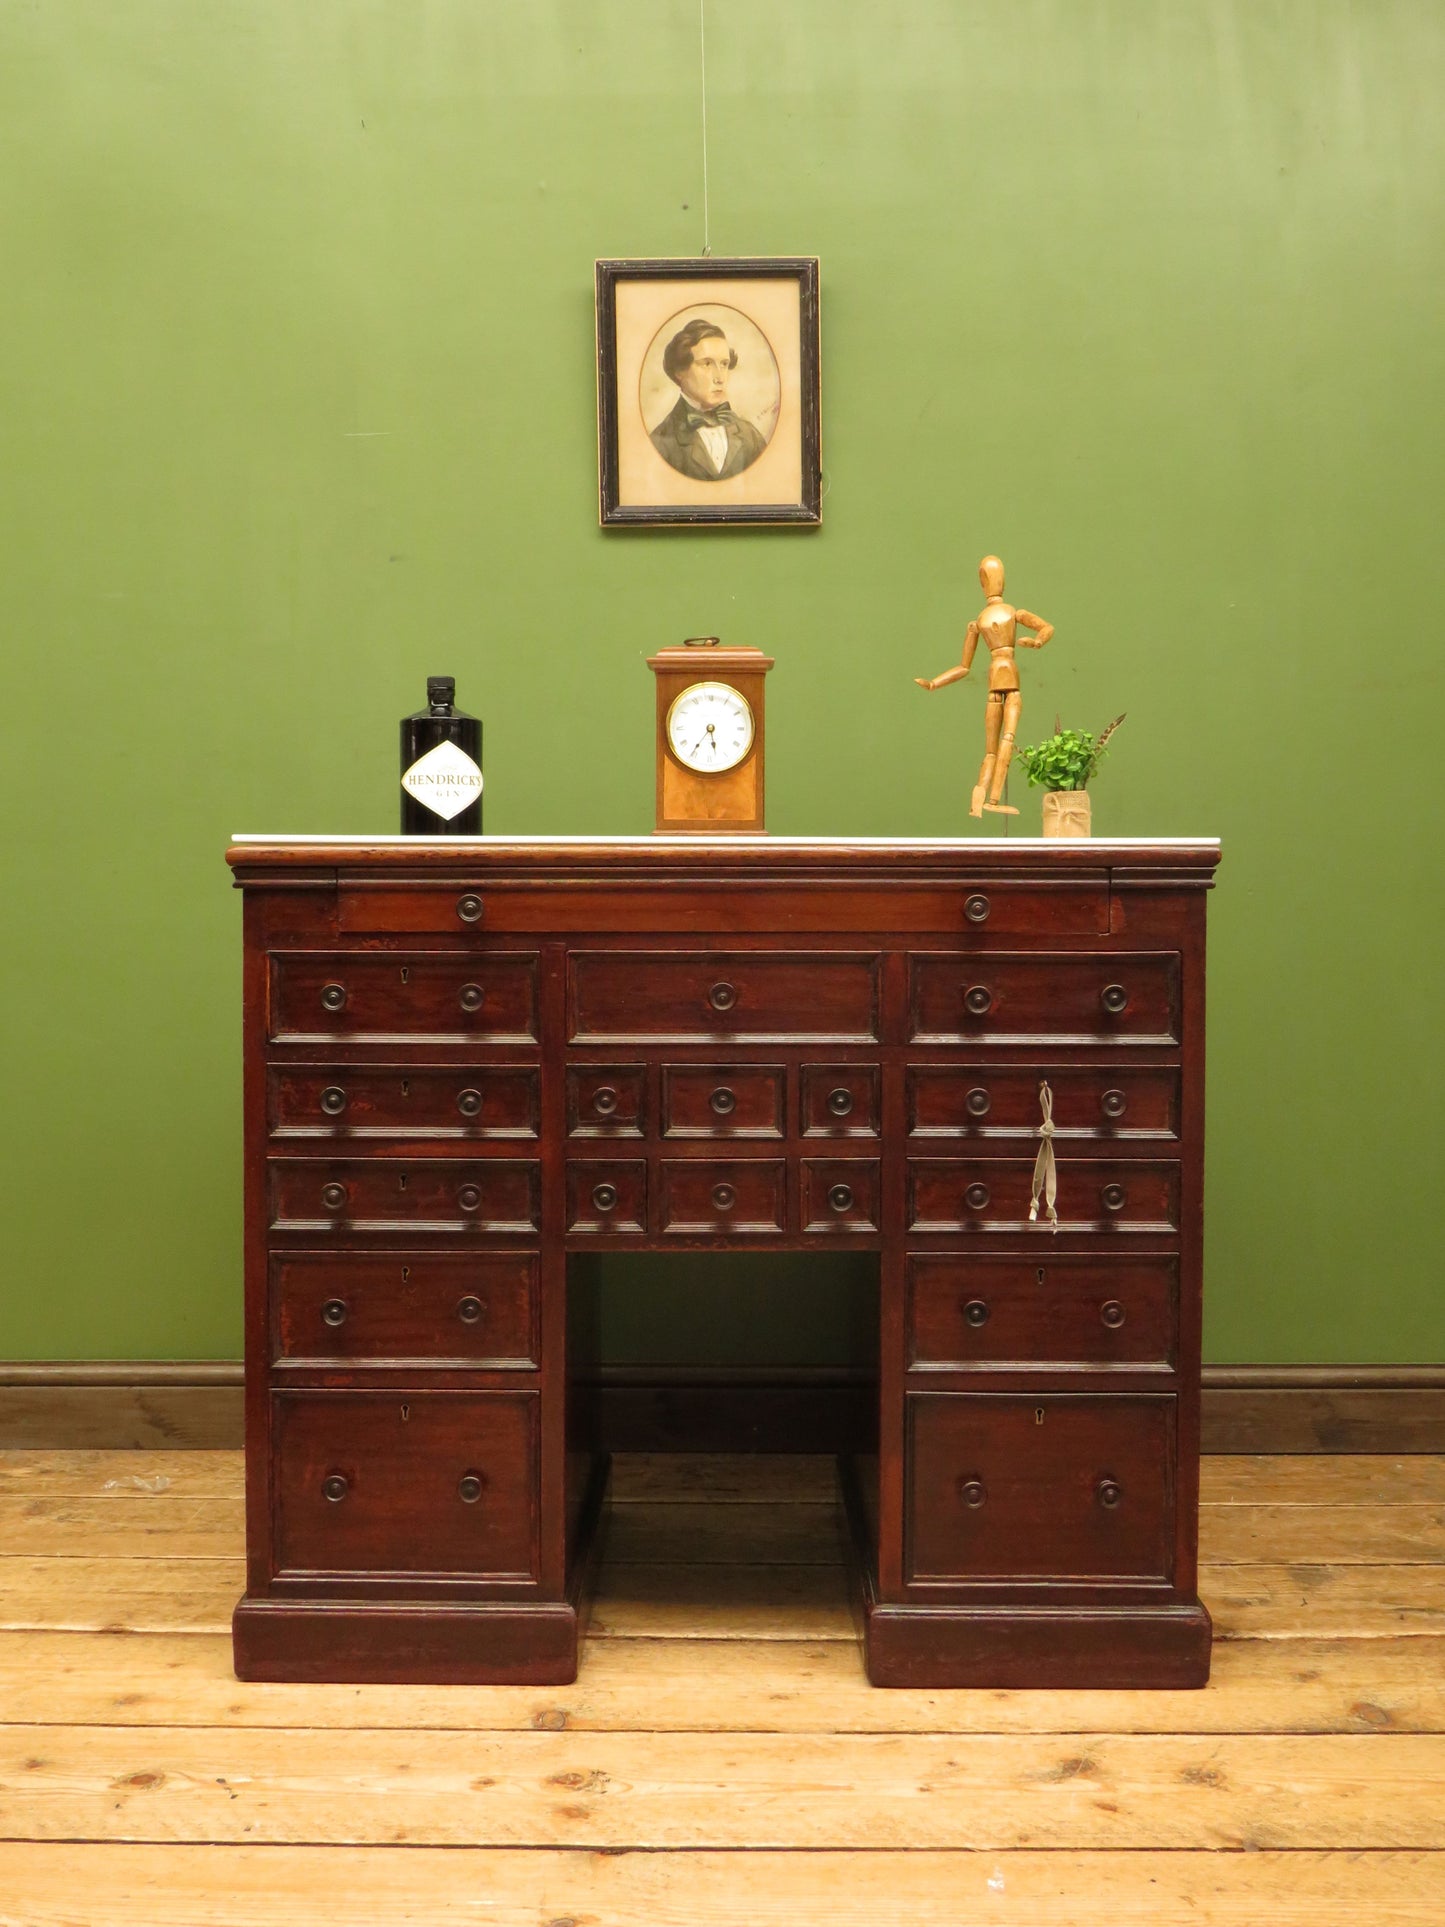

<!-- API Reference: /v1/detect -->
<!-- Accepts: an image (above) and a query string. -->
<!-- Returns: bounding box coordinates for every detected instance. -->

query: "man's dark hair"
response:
[662,318,738,384]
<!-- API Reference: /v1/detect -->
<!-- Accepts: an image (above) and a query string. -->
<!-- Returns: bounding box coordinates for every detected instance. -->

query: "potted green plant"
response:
[1019,714,1125,837]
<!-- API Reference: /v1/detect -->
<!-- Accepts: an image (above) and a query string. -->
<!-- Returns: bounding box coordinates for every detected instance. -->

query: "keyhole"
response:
[400,967,409,985]
[1036,1268,1045,1285]
[398,1174,407,1191]
[400,1266,411,1285]
[401,1080,410,1098]
[1034,1407,1045,1425]
[400,1403,410,1422]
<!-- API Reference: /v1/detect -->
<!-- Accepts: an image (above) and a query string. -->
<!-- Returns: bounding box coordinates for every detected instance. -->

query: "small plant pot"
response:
[1041,789,1091,838]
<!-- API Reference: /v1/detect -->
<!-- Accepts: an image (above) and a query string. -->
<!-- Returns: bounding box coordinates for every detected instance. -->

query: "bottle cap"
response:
[427,676,456,706]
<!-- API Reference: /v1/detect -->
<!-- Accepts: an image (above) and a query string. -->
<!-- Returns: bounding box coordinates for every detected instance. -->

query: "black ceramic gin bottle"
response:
[400,677,483,834]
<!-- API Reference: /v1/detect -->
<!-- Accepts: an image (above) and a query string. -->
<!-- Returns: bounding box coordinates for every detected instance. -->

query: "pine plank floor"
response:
[0,1451,1442,1924]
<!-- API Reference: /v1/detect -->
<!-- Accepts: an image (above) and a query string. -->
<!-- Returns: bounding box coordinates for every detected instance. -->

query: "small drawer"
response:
[906,1255,1177,1370]
[662,1065,785,1139]
[908,1066,1180,1142]
[569,951,880,1043]
[270,1252,539,1368]
[906,1392,1175,1584]
[568,1160,647,1233]
[567,1065,647,1138]
[909,953,1179,1047]
[269,952,538,1044]
[269,1065,539,1140]
[936,884,1109,936]
[268,1159,540,1235]
[659,1159,786,1235]
[336,887,494,934]
[802,1158,881,1233]
[908,1159,1180,1234]
[273,1390,539,1581]
[801,1065,881,1138]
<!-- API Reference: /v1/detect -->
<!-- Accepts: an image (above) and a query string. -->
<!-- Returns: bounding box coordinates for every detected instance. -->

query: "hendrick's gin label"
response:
[400,677,483,833]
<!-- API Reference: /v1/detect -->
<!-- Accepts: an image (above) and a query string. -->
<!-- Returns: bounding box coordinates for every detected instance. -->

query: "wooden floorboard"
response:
[0,1452,1442,1924]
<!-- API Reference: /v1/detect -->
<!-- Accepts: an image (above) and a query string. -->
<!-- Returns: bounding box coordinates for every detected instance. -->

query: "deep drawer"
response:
[569,951,881,1042]
[908,1065,1180,1142]
[801,1065,881,1138]
[270,1251,539,1368]
[268,1159,540,1234]
[906,1254,1178,1369]
[269,952,538,1043]
[272,1390,539,1580]
[906,1392,1176,1584]
[909,953,1179,1046]
[802,1158,881,1233]
[908,1158,1180,1234]
[662,1065,785,1138]
[268,1065,539,1140]
[659,1159,787,1235]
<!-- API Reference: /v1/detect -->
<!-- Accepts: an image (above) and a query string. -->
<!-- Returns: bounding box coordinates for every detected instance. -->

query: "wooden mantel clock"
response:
[648,637,774,833]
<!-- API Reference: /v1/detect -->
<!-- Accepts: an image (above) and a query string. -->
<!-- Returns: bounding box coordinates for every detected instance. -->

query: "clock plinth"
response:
[648,643,774,834]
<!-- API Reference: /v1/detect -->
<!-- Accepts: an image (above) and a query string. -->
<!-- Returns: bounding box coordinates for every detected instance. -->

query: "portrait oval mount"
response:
[597,257,820,527]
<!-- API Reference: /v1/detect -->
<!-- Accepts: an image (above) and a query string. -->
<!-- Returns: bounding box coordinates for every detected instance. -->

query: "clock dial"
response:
[665,681,756,775]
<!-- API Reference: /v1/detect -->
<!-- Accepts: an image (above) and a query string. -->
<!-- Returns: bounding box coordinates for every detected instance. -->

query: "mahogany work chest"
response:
[227,834,1220,1688]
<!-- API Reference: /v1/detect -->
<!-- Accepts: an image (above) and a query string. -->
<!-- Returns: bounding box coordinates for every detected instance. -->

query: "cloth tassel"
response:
[1029,1080,1059,1231]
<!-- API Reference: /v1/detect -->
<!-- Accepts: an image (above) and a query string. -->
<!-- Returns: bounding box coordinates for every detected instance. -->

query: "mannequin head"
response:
[978,555,1005,597]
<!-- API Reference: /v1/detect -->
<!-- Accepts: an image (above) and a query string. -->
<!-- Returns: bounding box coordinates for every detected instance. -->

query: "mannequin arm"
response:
[1015,609,1054,648]
[913,620,980,690]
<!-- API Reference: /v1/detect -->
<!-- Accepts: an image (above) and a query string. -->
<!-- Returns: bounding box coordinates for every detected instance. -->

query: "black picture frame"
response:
[595,256,821,528]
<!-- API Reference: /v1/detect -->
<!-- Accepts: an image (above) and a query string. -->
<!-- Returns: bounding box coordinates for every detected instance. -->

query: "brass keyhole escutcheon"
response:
[398,1174,407,1190]
[400,967,409,985]
[400,1404,410,1422]
[401,1079,410,1097]
[1034,1408,1045,1425]
[1036,1267,1046,1285]
[400,1266,411,1285]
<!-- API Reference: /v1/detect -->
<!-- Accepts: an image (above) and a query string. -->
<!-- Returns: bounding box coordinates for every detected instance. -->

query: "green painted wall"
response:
[2,2,1440,1364]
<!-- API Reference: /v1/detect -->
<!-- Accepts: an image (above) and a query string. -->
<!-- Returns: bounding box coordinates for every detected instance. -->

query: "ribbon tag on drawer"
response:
[1028,1081,1059,1231]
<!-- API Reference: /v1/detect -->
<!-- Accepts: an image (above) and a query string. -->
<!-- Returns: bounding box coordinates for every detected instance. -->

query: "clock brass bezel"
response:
[664,680,757,775]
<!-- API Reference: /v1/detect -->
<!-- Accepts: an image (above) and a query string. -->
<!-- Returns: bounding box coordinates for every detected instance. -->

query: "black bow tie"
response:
[684,403,736,430]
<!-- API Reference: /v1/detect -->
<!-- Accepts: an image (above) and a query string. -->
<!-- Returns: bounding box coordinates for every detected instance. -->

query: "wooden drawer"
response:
[659,1159,786,1235]
[268,1065,539,1140]
[567,1159,647,1233]
[662,1065,785,1138]
[907,1255,1177,1370]
[269,952,538,1044]
[908,1158,1180,1234]
[569,951,880,1043]
[908,1066,1180,1142]
[801,1064,881,1138]
[909,953,1179,1046]
[567,1065,647,1138]
[270,1252,539,1368]
[272,1390,539,1580]
[801,1158,881,1233]
[906,1393,1175,1584]
[268,1159,540,1235]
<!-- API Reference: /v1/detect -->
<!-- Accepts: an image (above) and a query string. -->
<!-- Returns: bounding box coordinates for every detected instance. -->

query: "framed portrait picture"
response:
[595,256,820,528]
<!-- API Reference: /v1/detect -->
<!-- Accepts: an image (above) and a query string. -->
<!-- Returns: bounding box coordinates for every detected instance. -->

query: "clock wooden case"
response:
[649,643,774,834]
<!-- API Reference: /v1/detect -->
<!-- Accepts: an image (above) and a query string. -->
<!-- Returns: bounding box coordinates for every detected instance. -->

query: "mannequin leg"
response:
[970,694,1004,818]
[983,690,1022,815]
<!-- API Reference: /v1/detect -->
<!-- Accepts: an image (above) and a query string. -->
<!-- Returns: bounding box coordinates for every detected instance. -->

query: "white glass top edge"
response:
[232,834,1220,850]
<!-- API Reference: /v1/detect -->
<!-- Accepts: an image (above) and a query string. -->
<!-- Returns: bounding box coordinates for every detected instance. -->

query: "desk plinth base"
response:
[233,1597,583,1685]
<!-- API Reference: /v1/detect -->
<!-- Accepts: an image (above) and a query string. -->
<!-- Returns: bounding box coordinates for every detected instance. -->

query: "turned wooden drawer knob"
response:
[321,1298,348,1328]
[592,1182,618,1212]
[959,1477,987,1508]
[1100,1299,1126,1329]
[458,984,485,1013]
[320,1182,348,1212]
[320,1085,347,1116]
[322,1473,349,1503]
[456,893,484,924]
[320,983,347,1012]
[710,1087,737,1116]
[1101,1089,1127,1119]
[1097,1478,1124,1509]
[457,1183,483,1212]
[964,1181,991,1212]
[1101,983,1129,1015]
[828,1183,855,1213]
[458,1472,483,1504]
[708,982,738,1012]
[456,1088,483,1118]
[827,1087,855,1117]
[963,984,993,1016]
[965,1087,991,1117]
[711,1182,737,1211]
[964,893,990,924]
[592,1087,619,1116]
[1101,1183,1128,1214]
[963,1298,990,1328]
[457,1296,485,1324]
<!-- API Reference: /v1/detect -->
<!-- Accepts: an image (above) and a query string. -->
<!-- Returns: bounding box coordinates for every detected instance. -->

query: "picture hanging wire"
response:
[698,0,711,255]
